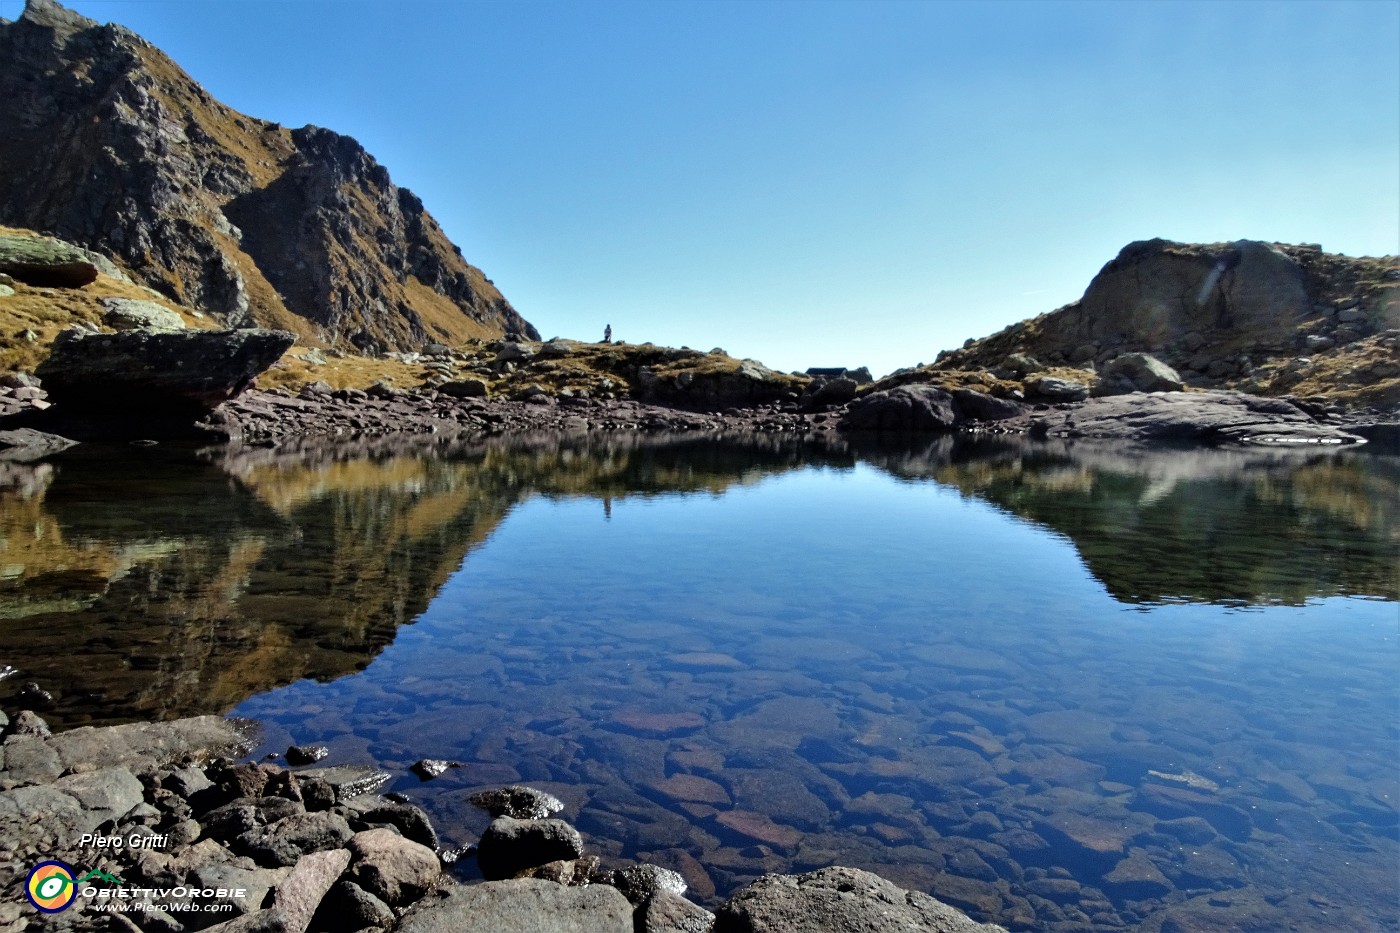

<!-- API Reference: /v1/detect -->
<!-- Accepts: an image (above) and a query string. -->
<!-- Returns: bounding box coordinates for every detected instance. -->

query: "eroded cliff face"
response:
[0,0,538,352]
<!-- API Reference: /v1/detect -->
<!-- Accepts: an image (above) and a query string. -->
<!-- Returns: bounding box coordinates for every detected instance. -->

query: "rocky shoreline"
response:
[0,709,1005,932]
[1,362,1392,461]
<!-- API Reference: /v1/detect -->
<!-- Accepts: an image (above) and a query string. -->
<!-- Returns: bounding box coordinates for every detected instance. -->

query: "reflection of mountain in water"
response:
[2,431,1391,727]
[856,436,1399,606]
[0,433,850,728]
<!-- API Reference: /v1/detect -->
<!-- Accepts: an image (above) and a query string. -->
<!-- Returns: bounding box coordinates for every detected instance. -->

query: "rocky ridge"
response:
[0,709,1002,933]
[0,0,536,353]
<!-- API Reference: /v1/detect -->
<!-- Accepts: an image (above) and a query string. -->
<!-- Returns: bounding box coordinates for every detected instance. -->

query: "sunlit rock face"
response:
[0,0,537,352]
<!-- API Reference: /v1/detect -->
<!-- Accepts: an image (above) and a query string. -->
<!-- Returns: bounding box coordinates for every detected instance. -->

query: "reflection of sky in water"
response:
[236,460,1400,931]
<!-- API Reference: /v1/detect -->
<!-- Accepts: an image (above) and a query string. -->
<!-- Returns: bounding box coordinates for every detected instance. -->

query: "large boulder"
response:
[951,388,1026,422]
[1024,375,1090,402]
[1095,353,1184,395]
[839,385,962,432]
[102,297,186,332]
[1070,239,1311,349]
[36,327,295,416]
[0,234,99,287]
[714,866,1007,932]
[653,359,801,410]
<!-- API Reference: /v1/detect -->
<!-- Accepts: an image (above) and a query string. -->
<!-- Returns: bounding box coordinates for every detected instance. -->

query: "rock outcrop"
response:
[0,0,537,352]
[927,238,1399,411]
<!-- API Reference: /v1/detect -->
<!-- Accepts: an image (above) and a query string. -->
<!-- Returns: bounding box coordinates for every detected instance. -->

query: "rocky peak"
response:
[0,0,538,352]
[19,0,98,37]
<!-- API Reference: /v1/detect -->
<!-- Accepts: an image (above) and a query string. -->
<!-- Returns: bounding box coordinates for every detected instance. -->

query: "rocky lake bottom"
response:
[1,431,1396,932]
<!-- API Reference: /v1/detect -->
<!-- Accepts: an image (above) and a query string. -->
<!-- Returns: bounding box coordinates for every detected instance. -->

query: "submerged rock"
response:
[714,866,1008,932]
[469,784,566,820]
[286,744,331,766]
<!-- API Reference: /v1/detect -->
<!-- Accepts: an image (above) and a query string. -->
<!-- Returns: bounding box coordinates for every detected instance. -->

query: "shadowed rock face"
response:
[0,0,537,352]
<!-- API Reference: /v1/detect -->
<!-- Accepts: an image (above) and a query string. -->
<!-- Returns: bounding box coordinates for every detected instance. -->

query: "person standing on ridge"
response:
[603,324,612,344]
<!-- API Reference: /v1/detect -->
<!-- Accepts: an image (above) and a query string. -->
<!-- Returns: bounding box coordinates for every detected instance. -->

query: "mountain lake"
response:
[1,431,1395,932]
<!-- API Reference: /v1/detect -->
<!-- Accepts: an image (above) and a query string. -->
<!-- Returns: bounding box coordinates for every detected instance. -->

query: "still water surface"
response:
[2,433,1396,931]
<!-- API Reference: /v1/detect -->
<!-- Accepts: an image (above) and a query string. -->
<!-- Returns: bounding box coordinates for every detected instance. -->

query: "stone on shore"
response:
[714,866,1008,932]
[1024,375,1091,402]
[398,878,635,933]
[478,815,585,880]
[347,827,441,906]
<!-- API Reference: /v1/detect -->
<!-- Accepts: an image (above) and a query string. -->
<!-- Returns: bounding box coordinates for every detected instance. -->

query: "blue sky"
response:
[15,0,1400,376]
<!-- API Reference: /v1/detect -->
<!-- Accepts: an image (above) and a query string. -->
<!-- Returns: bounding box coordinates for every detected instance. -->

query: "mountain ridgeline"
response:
[0,0,538,352]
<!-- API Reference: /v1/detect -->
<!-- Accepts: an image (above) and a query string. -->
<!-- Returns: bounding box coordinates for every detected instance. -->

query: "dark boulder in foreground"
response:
[477,815,585,880]
[36,327,295,417]
[715,866,1008,932]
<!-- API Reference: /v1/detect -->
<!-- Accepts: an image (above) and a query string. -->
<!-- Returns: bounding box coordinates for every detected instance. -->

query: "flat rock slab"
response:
[714,811,802,852]
[715,867,1007,933]
[1037,390,1365,445]
[0,427,78,461]
[293,765,391,801]
[47,716,257,774]
[399,879,634,933]
[610,710,707,736]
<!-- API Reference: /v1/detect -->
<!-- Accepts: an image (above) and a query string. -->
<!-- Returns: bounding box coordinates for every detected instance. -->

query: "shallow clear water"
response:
[2,433,1396,931]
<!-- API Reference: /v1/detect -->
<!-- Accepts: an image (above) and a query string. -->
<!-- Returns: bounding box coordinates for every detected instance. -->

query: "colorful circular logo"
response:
[26,861,76,913]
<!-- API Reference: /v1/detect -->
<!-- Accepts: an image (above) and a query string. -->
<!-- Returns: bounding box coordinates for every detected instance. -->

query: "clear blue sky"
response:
[13,0,1400,376]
